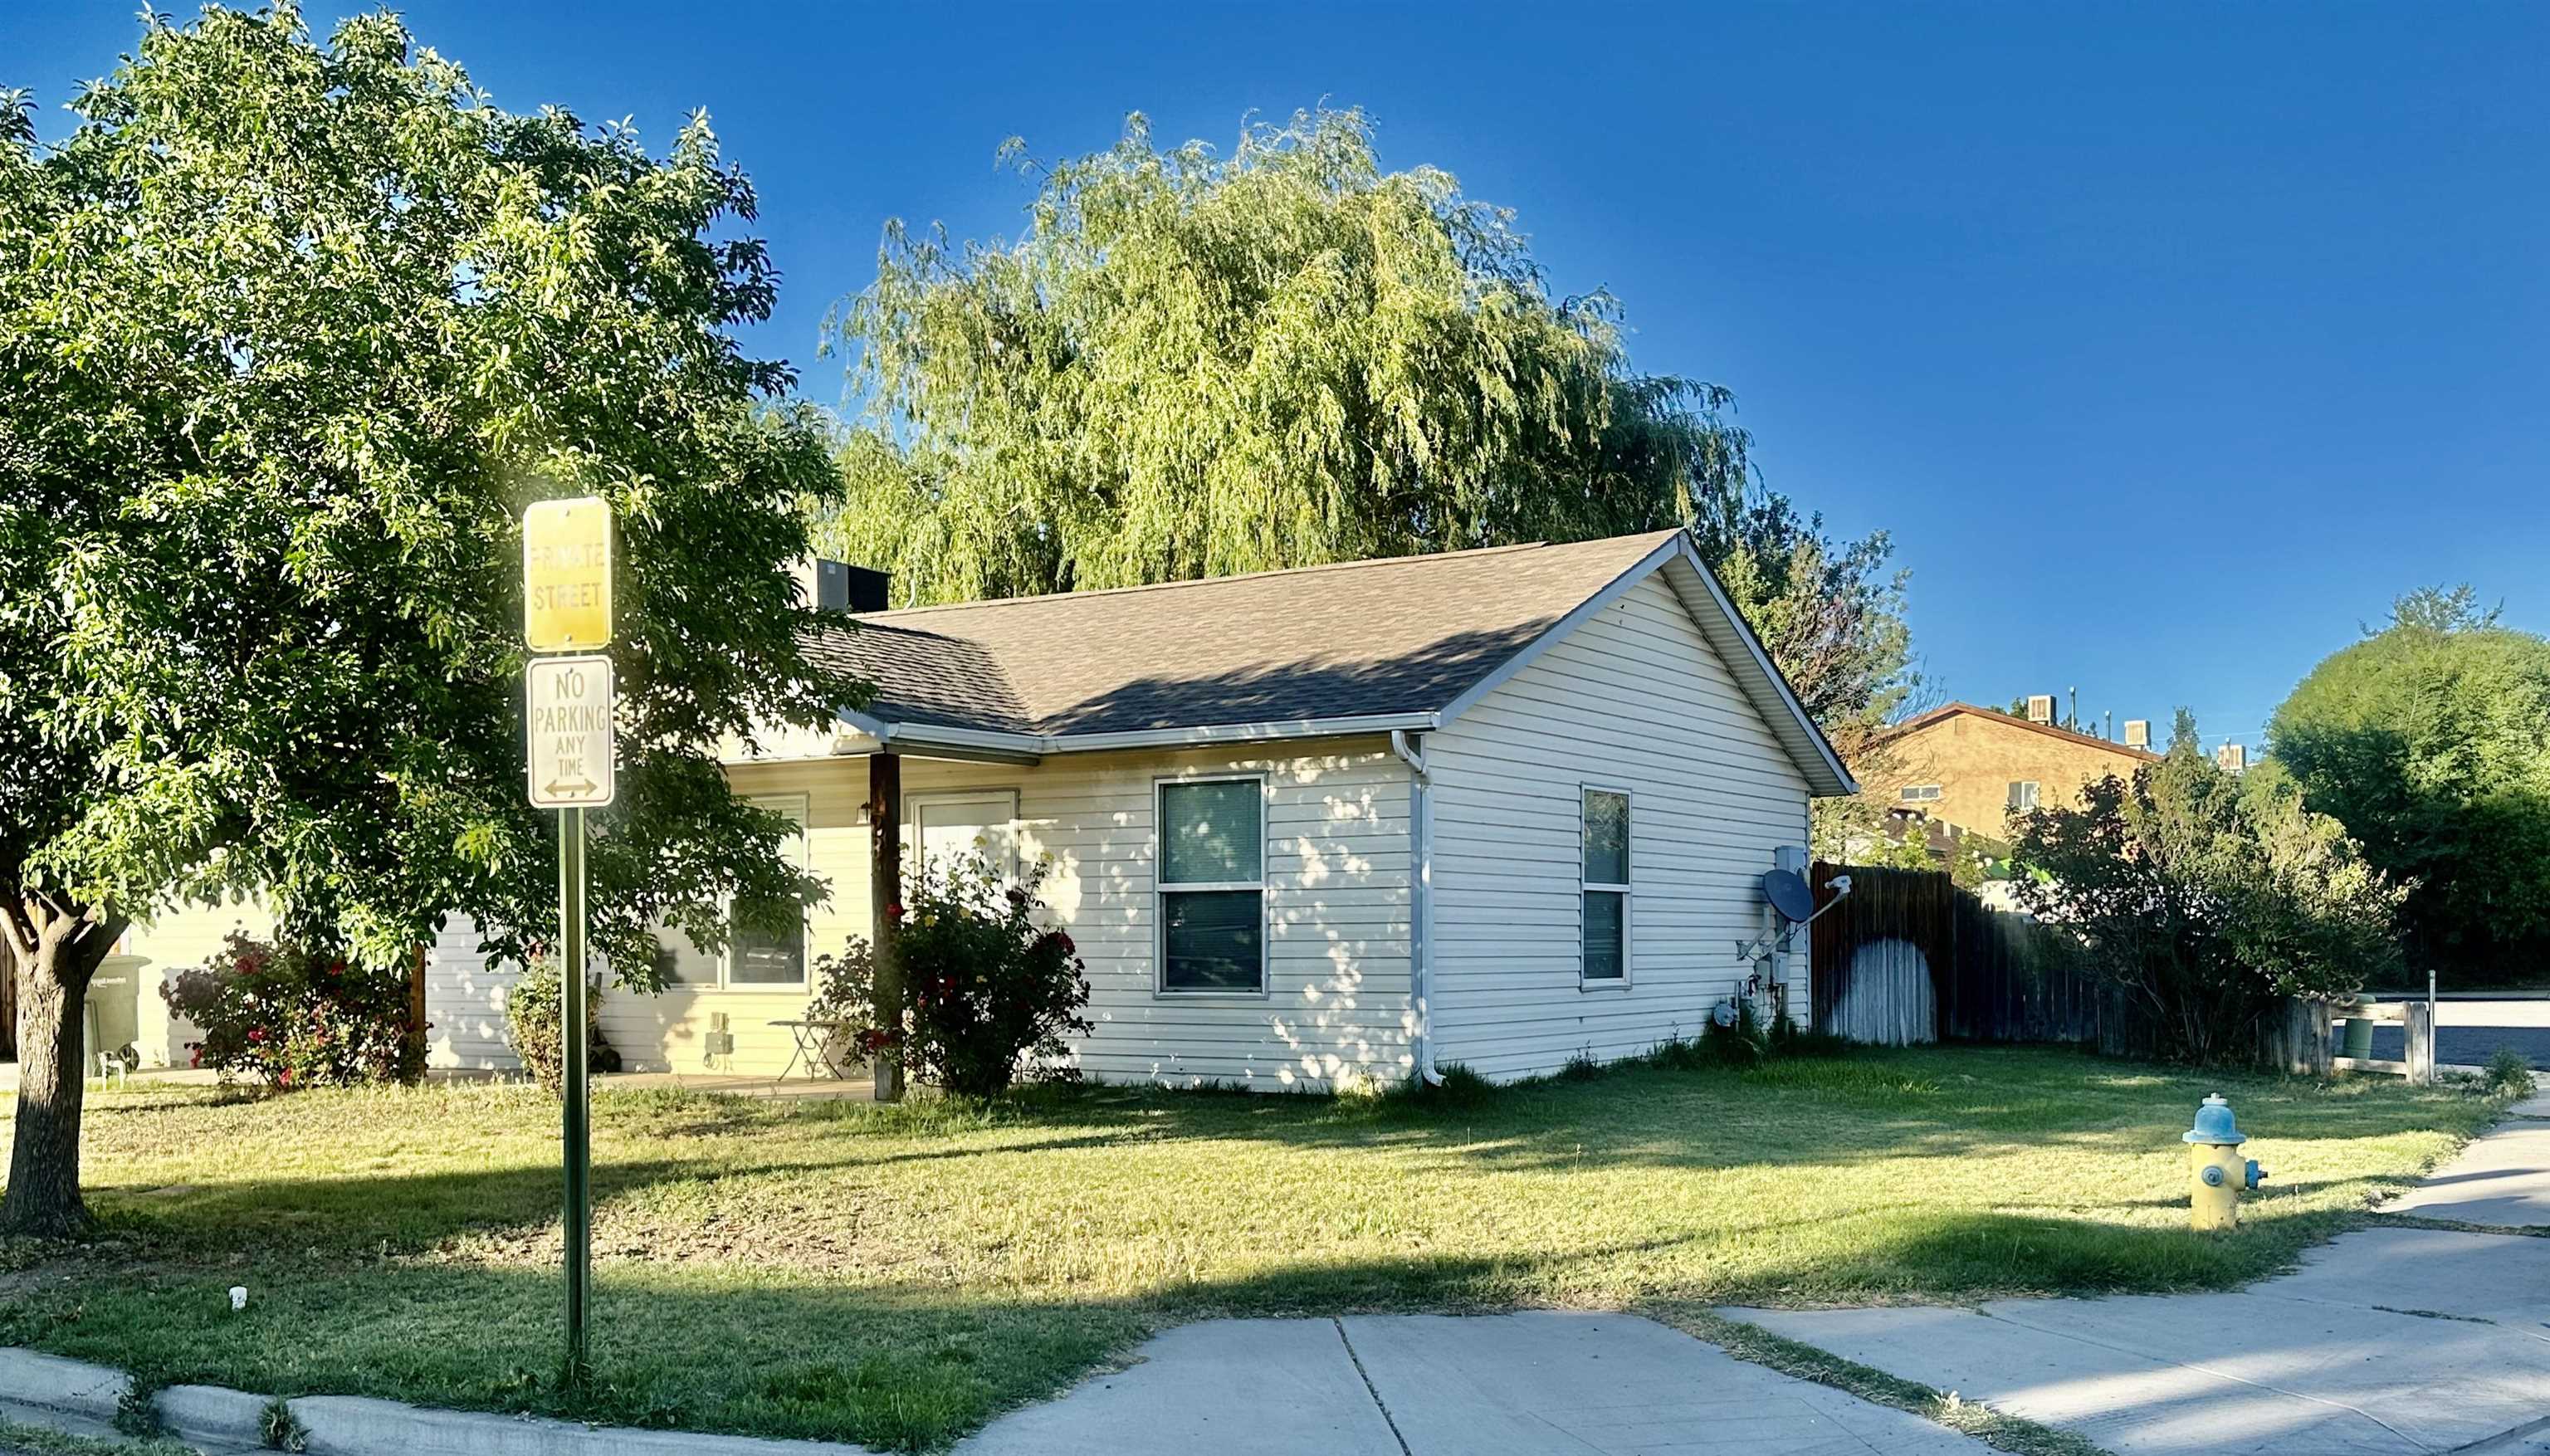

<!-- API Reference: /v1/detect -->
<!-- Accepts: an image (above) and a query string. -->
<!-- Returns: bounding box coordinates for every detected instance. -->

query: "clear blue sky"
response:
[11,2,2546,750]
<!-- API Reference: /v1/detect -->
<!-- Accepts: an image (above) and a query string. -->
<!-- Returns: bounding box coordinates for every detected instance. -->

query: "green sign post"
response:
[556,803,589,1380]
[523,500,616,1386]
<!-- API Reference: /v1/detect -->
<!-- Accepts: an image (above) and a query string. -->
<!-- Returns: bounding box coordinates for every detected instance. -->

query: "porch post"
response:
[869,750,904,1102]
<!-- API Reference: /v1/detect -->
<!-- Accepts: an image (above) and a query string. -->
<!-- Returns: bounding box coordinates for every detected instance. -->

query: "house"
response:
[110,527,1852,1090]
[1864,701,2158,841]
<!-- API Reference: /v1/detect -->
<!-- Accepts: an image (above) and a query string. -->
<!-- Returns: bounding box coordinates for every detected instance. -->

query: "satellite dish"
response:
[1761,868,1817,923]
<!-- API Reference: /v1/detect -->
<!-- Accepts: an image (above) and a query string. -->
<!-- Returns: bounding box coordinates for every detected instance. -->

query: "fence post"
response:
[2282,999,2333,1077]
[2403,999,2435,1086]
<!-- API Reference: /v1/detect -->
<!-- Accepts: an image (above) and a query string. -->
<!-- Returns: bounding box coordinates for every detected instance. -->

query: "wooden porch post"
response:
[405,944,428,1082]
[869,750,904,1102]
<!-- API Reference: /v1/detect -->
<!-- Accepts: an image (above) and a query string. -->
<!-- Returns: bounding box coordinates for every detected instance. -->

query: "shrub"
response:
[2010,711,2405,1066]
[2484,1045,2535,1096]
[162,932,423,1088]
[504,957,621,1095]
[809,853,1092,1099]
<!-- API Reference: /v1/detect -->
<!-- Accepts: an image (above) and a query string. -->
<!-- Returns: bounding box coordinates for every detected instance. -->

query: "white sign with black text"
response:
[527,655,617,809]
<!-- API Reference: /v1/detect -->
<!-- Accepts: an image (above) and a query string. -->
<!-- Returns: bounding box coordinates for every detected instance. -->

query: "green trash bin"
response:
[2341,994,2377,1059]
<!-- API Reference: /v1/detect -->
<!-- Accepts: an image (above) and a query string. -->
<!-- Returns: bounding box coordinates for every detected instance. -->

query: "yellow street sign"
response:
[522,496,613,652]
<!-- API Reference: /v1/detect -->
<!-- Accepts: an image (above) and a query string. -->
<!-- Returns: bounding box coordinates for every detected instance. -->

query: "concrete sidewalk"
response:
[955,1312,1996,1455]
[1723,1087,2550,1456]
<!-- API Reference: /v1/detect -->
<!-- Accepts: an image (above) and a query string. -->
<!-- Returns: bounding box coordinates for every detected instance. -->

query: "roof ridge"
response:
[853,530,1681,621]
[1892,701,2162,759]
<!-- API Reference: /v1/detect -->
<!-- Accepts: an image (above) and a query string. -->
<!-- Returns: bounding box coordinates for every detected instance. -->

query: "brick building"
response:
[1865,701,2160,838]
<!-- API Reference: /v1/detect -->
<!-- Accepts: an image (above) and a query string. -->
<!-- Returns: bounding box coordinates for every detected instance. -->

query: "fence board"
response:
[1810,860,2328,1069]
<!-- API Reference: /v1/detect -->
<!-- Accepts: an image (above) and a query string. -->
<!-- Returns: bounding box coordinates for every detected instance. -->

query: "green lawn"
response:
[0,1047,2513,1451]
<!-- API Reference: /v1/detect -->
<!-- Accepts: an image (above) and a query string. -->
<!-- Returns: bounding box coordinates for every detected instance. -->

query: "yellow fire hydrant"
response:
[2183,1092,2266,1231]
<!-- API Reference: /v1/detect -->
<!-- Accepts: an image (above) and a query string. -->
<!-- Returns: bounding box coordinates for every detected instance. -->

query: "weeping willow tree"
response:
[823,108,1912,783]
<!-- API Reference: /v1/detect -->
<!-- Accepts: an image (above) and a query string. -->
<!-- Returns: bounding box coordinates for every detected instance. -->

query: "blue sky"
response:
[10,2,2546,752]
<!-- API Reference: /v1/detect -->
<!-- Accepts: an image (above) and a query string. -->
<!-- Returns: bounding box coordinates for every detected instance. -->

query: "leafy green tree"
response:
[2009,711,2403,1065]
[0,9,847,1234]
[2269,586,2550,985]
[820,108,1912,750]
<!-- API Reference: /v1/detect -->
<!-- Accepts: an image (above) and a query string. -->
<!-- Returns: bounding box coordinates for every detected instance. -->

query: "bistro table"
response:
[768,1019,852,1087]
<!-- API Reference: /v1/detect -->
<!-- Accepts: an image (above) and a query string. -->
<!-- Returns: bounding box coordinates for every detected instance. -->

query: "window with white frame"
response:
[909,789,1021,881]
[1580,788,1630,983]
[1900,784,1942,803]
[1157,777,1265,994]
[655,796,810,988]
[2006,780,2041,813]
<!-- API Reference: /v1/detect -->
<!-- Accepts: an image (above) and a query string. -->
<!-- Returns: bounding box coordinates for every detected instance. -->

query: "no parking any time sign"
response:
[526,655,616,809]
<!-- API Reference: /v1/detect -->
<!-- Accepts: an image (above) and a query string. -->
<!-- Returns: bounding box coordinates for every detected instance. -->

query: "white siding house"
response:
[118,529,1851,1089]
[1425,563,1815,1080]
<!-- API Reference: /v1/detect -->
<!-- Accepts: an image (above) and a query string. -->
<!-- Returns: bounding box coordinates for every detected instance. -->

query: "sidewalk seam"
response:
[1329,1319,1414,1456]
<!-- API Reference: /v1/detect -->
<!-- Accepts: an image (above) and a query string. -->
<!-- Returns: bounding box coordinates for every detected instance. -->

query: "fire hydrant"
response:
[2183,1092,2266,1231]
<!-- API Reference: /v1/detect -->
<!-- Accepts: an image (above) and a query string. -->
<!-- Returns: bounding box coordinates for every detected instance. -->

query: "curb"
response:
[158,1384,273,1450]
[0,1347,129,1429]
[0,1347,880,1456]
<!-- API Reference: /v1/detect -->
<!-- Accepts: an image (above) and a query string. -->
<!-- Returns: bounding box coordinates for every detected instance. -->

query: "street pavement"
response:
[1723,1085,2550,1456]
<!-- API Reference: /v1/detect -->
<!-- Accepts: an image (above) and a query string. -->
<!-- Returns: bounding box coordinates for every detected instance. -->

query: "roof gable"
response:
[799,529,1854,794]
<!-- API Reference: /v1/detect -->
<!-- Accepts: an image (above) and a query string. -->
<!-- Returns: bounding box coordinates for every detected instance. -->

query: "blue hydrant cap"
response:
[2182,1092,2248,1146]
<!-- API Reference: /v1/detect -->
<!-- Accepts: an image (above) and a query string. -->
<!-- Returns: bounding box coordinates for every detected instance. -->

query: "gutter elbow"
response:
[1389,728,1429,783]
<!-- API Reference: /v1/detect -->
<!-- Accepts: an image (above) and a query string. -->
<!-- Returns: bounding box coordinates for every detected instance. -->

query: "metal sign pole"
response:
[559,804,590,1385]
[524,494,613,1393]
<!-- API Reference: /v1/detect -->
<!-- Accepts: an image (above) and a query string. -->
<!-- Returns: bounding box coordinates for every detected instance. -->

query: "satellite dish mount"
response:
[1737,867,1851,961]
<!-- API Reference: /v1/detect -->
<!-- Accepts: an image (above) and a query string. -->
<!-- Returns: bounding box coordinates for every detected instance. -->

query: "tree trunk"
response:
[2,901,125,1239]
[0,936,17,1061]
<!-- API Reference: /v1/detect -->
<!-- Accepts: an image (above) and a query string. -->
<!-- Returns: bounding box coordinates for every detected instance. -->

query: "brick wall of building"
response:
[1865,706,2158,838]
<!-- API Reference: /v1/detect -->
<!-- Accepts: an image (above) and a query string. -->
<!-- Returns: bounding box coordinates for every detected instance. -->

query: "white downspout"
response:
[1389,729,1443,1086]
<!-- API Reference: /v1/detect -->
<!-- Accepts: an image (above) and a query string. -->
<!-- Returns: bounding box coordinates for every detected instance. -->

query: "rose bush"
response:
[809,852,1091,1098]
[161,932,424,1088]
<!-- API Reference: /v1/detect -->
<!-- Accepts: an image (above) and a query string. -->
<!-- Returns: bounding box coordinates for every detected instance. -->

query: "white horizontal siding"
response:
[593,740,1418,1089]
[426,916,520,1072]
[109,897,276,1068]
[1427,564,1815,1082]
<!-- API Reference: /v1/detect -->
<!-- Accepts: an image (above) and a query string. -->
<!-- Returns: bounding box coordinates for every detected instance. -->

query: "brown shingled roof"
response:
[799,530,1682,737]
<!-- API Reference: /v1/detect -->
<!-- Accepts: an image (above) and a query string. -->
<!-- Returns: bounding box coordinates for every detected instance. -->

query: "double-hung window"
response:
[1580,788,1630,985]
[655,796,809,989]
[1157,776,1266,994]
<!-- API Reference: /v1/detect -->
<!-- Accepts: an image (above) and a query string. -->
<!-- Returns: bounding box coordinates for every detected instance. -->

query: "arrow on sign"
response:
[544,775,600,799]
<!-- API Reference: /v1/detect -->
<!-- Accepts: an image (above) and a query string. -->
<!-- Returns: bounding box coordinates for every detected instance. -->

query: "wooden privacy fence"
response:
[1808,861,2393,1072]
[1810,862,2122,1048]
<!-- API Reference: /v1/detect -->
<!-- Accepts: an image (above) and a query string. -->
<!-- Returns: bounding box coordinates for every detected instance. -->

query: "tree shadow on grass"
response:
[4,1197,2386,1454]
